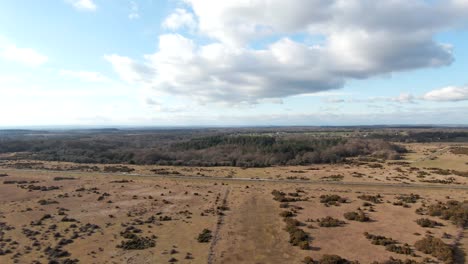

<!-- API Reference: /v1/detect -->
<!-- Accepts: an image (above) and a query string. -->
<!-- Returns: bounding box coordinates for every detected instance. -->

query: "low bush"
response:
[396,194,421,203]
[414,236,454,263]
[318,254,360,264]
[197,229,212,243]
[425,200,468,227]
[319,195,347,206]
[283,217,309,249]
[318,217,345,227]
[272,190,299,202]
[364,232,397,246]
[280,211,295,218]
[344,211,370,222]
[371,257,422,264]
[53,177,76,181]
[117,236,156,250]
[358,194,383,204]
[416,218,443,228]
[320,175,344,181]
[385,244,413,255]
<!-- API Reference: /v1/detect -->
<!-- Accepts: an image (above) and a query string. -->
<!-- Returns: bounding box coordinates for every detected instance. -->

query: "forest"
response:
[1,127,465,167]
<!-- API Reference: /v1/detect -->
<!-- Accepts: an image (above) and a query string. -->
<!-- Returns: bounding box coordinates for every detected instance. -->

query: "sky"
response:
[1,0,468,127]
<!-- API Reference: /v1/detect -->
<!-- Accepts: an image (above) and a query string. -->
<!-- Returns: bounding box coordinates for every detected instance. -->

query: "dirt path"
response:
[207,188,230,264]
[212,189,299,264]
[454,228,467,264]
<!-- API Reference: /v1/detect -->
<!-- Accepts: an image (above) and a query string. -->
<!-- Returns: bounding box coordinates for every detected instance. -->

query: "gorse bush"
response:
[272,190,299,202]
[320,195,347,206]
[117,236,156,250]
[385,244,413,255]
[318,254,360,264]
[414,236,454,263]
[197,229,212,243]
[371,257,422,264]
[282,214,309,249]
[357,194,383,204]
[364,232,397,246]
[425,200,468,227]
[415,218,443,228]
[364,233,413,255]
[344,211,370,222]
[318,217,345,227]
[396,194,421,204]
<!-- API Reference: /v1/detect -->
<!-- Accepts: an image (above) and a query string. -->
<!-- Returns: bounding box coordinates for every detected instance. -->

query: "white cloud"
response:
[1,45,48,67]
[183,0,467,47]
[129,1,140,20]
[107,1,468,104]
[422,86,468,101]
[104,54,154,83]
[162,8,196,30]
[59,70,110,82]
[66,0,97,11]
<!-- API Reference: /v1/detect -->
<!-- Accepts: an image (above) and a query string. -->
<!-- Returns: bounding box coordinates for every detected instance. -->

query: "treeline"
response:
[0,131,406,167]
[370,131,468,143]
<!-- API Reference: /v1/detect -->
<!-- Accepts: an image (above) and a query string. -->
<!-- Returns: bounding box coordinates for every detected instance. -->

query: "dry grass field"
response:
[0,142,467,263]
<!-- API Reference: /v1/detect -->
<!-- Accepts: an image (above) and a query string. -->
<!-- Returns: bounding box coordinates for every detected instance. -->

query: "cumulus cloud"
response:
[107,0,468,104]
[1,45,48,67]
[422,86,468,101]
[66,0,97,11]
[59,70,110,82]
[162,8,196,30]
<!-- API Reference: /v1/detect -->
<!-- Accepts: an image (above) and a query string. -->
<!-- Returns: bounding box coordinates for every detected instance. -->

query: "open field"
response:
[1,148,468,263]
[1,129,468,263]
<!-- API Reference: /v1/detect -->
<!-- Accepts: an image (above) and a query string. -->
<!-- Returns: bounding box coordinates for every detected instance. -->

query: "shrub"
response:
[371,257,422,264]
[425,200,468,227]
[197,229,212,243]
[38,199,58,205]
[385,244,413,255]
[280,211,295,218]
[117,236,156,250]
[319,254,360,264]
[396,194,421,203]
[272,190,299,202]
[358,194,383,204]
[364,232,397,246]
[320,175,344,181]
[303,256,314,264]
[416,218,443,228]
[414,236,454,263]
[451,147,468,155]
[320,195,347,206]
[53,177,76,181]
[318,217,345,227]
[344,211,370,222]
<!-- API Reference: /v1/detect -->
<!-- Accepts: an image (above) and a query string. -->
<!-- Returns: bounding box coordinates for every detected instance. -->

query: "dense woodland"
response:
[0,127,465,167]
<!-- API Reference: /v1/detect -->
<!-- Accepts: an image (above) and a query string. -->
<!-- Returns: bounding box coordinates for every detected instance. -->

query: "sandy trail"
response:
[212,189,300,264]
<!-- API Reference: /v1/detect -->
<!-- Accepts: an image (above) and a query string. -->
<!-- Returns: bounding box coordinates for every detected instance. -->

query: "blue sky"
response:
[1,0,468,127]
